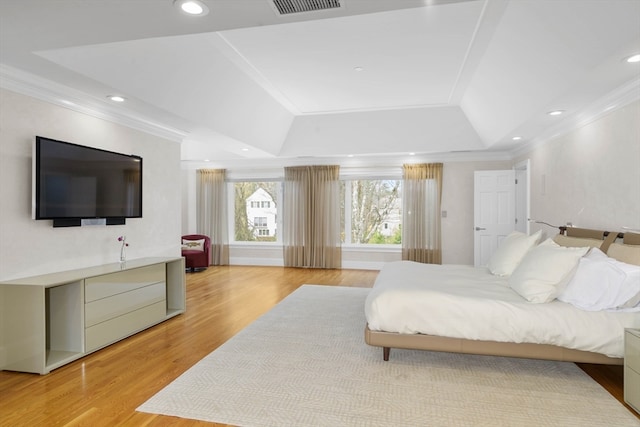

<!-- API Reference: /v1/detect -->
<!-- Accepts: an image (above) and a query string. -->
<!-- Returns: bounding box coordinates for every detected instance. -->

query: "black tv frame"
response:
[33,136,142,227]
[51,217,127,228]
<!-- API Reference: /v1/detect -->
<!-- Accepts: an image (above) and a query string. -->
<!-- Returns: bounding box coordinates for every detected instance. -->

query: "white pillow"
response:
[557,248,640,311]
[182,239,205,251]
[508,238,588,303]
[487,230,542,276]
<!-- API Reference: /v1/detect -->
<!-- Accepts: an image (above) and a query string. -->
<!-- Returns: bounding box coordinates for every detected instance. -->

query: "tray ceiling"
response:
[1,0,638,165]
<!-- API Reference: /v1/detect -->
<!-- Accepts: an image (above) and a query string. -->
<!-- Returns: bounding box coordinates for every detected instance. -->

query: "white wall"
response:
[0,89,182,280]
[518,100,640,237]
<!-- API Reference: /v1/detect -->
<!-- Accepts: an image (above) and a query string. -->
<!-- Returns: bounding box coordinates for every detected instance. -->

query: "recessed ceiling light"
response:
[547,110,564,116]
[409,152,416,156]
[354,66,364,72]
[241,148,249,152]
[625,54,640,63]
[203,159,210,162]
[347,154,354,158]
[512,136,522,141]
[107,95,126,102]
[174,0,209,16]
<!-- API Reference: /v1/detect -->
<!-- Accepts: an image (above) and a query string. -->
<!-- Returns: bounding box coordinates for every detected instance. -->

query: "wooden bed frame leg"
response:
[383,347,390,361]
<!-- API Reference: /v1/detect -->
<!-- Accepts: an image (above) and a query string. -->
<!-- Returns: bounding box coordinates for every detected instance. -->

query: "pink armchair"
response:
[181,234,211,272]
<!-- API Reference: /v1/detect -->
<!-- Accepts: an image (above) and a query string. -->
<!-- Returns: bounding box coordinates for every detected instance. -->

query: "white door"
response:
[474,170,515,267]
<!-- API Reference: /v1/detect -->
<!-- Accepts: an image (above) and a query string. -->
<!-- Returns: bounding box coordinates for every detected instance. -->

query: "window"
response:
[230,177,400,246]
[342,179,401,245]
[232,181,280,242]
[253,217,267,227]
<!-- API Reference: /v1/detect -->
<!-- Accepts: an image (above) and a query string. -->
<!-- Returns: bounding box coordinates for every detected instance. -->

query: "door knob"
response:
[475,227,486,231]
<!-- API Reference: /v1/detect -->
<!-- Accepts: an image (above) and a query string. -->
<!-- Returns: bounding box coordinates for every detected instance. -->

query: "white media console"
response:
[0,257,185,374]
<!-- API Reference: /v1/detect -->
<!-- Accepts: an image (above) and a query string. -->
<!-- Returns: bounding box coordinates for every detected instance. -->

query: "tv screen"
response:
[33,136,142,223]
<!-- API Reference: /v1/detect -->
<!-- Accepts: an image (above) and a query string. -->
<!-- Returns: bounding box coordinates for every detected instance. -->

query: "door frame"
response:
[514,159,531,234]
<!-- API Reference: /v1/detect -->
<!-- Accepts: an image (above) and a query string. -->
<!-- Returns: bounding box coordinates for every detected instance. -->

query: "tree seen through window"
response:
[347,180,401,244]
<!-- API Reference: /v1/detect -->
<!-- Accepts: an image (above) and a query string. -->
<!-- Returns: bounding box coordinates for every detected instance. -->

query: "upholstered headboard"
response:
[623,231,640,245]
[556,227,640,265]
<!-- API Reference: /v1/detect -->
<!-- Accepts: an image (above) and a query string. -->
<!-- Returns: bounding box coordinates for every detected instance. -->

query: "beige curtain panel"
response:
[402,163,443,264]
[283,165,342,269]
[197,169,229,265]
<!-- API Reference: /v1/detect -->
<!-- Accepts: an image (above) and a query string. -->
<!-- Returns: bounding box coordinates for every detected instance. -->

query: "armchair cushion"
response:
[182,239,205,251]
[181,234,211,271]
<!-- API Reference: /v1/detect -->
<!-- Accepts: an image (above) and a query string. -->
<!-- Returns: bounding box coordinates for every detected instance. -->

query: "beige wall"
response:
[516,100,640,238]
[441,160,511,265]
[189,159,511,269]
[2,89,634,279]
[0,89,182,280]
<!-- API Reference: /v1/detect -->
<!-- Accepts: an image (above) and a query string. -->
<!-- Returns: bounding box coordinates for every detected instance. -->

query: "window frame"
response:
[339,168,403,248]
[225,167,402,249]
[227,179,283,245]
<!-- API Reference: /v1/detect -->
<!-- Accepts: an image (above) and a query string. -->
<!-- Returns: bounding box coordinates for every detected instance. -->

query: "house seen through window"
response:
[233,182,279,242]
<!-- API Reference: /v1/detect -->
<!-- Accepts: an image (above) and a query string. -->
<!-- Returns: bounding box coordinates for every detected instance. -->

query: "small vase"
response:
[120,244,126,263]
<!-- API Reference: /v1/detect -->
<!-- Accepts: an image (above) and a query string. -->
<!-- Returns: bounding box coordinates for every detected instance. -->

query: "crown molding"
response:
[182,148,513,173]
[510,78,640,158]
[0,64,188,143]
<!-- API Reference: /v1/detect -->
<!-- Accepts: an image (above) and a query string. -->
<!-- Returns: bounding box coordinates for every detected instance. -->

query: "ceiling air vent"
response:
[269,0,343,16]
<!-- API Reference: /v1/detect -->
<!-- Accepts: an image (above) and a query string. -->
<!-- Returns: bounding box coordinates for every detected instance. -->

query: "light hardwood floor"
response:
[0,266,634,425]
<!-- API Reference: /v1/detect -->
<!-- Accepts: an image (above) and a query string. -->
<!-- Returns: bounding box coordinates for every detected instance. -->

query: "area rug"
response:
[138,285,639,426]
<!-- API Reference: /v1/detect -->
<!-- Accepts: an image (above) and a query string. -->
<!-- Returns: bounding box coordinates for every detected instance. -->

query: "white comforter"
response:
[365,261,640,358]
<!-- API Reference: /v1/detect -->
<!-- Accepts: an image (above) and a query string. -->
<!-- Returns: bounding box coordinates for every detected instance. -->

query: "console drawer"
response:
[85,282,166,327]
[85,300,166,352]
[625,366,640,413]
[85,264,165,302]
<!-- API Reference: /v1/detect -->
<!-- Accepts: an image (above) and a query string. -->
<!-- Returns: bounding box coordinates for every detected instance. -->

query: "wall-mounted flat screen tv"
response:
[33,136,142,226]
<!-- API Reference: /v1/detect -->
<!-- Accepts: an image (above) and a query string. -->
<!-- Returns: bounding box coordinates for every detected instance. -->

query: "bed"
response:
[364,227,640,364]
